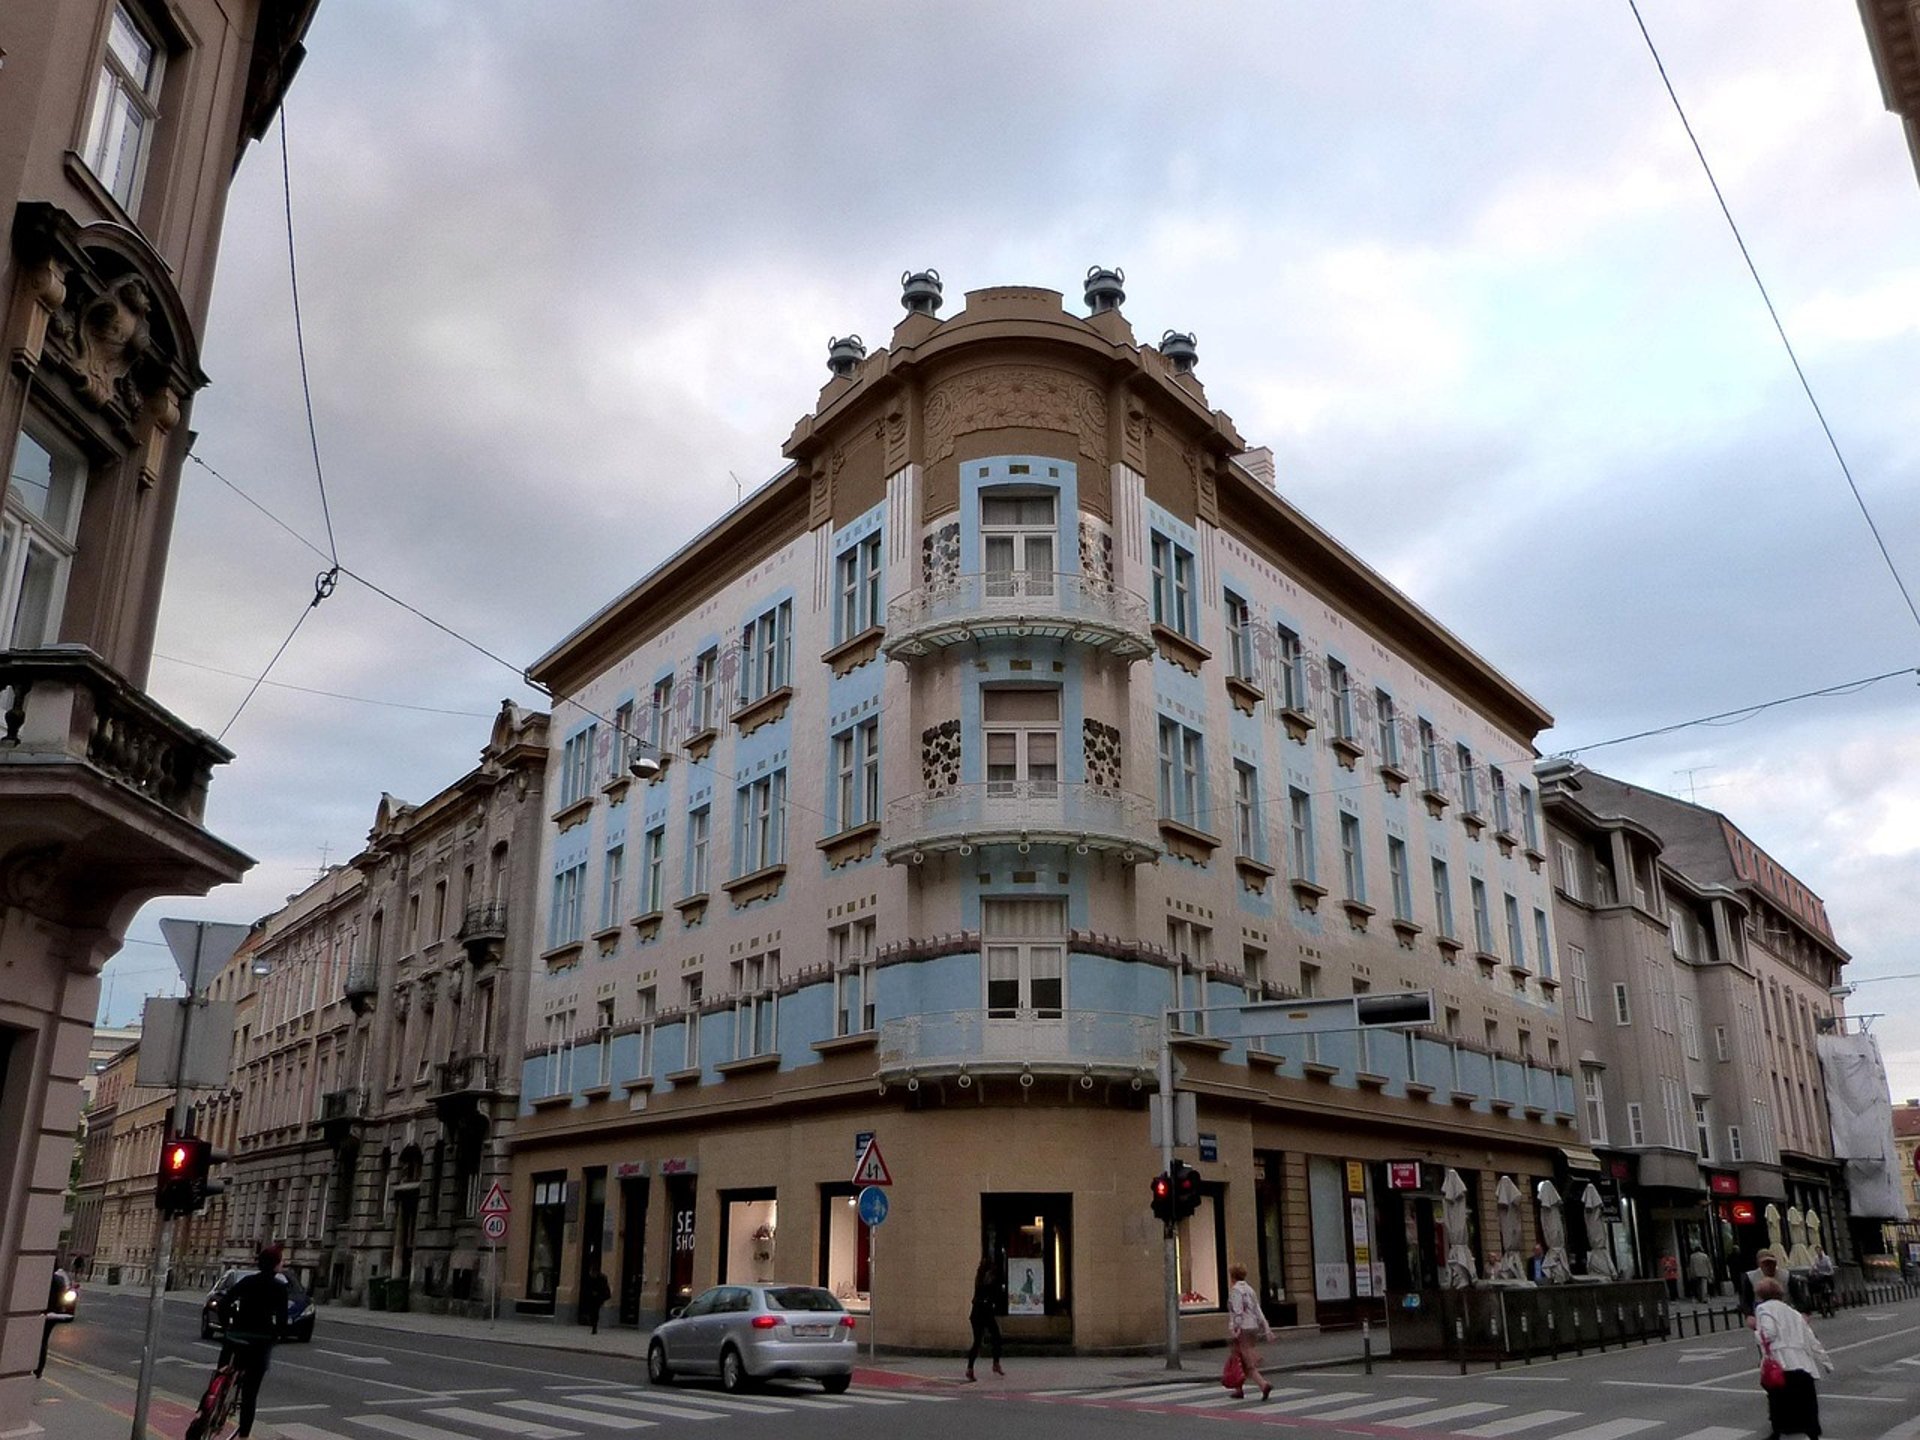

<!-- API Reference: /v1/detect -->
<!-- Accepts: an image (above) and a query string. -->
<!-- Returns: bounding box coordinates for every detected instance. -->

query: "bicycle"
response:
[184,1349,243,1440]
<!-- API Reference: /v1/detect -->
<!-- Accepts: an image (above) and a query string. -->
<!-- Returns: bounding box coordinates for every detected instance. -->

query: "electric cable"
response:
[278,104,340,573]
[154,651,494,718]
[215,571,334,742]
[1556,666,1917,758]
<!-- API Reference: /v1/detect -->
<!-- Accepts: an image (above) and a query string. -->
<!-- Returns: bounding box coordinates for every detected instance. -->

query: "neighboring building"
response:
[508,272,1572,1350]
[1894,1099,1920,1263]
[82,1024,141,1104]
[1857,0,1920,185]
[63,1022,140,1267]
[1539,763,1849,1287]
[0,0,315,1403]
[68,1033,140,1277]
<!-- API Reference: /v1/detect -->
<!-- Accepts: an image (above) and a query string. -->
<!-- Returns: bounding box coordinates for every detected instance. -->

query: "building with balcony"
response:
[1538,763,1854,1290]
[0,0,315,1403]
[506,271,1573,1350]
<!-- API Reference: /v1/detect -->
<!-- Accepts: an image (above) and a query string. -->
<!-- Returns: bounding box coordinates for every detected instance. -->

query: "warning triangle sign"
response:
[479,1180,511,1216]
[851,1137,893,1187]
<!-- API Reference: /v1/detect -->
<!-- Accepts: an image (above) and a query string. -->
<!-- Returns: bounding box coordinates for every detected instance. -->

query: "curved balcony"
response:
[884,572,1153,661]
[883,781,1160,864]
[876,1008,1159,1084]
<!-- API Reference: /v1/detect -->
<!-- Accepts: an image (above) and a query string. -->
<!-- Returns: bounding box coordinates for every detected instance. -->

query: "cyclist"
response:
[215,1245,289,1437]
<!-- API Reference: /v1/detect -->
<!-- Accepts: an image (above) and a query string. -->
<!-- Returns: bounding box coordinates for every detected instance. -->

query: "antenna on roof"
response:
[730,471,742,506]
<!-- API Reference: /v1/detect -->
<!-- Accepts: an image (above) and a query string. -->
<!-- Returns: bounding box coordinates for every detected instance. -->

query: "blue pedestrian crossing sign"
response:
[858,1185,890,1227]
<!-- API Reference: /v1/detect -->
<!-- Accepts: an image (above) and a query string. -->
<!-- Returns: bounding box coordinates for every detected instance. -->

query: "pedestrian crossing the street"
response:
[1028,1380,1774,1440]
[267,1382,954,1440]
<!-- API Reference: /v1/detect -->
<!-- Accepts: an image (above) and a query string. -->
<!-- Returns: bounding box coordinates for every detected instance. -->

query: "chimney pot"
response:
[826,334,866,378]
[1084,266,1126,314]
[1160,329,1198,374]
[900,269,944,316]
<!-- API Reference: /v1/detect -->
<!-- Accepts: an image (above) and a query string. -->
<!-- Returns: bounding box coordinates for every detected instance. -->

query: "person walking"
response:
[963,1254,1004,1382]
[217,1245,289,1439]
[33,1260,74,1377]
[1226,1263,1272,1401]
[1687,1247,1715,1305]
[1754,1276,1831,1439]
[582,1258,612,1335]
[1810,1248,1835,1317]
[1743,1251,1782,1318]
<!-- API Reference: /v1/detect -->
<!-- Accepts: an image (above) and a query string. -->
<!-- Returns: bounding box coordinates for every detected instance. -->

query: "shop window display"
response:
[1177,1191,1226,1310]
[722,1191,778,1284]
[819,1186,872,1312]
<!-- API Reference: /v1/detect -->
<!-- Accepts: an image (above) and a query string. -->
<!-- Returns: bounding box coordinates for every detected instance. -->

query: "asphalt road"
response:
[45,1290,1920,1440]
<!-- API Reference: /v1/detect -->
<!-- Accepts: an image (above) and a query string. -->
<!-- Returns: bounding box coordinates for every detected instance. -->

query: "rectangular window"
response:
[982,493,1056,597]
[1167,918,1213,1034]
[1679,997,1701,1060]
[1533,910,1554,980]
[1339,812,1365,902]
[559,725,598,808]
[734,770,788,875]
[832,721,883,831]
[1490,768,1511,834]
[982,896,1067,1018]
[1470,878,1494,953]
[1233,762,1260,858]
[1327,658,1355,740]
[641,826,666,914]
[1612,981,1631,1026]
[686,806,711,896]
[1156,717,1203,825]
[1520,786,1540,851]
[596,998,616,1086]
[835,532,884,639]
[1276,626,1306,710]
[1288,788,1315,883]
[1430,858,1455,939]
[1727,1125,1744,1162]
[634,985,656,1084]
[1693,1097,1713,1159]
[1627,1101,1645,1146]
[1582,1068,1608,1144]
[1149,532,1196,636]
[548,863,587,948]
[682,976,703,1070]
[833,919,876,1037]
[1387,838,1413,921]
[600,844,625,930]
[1224,590,1255,679]
[1374,689,1400,766]
[732,952,779,1059]
[986,688,1060,798]
[610,700,635,776]
[1456,743,1479,814]
[1713,1024,1730,1062]
[739,600,793,705]
[82,4,164,211]
[693,648,718,732]
[1504,893,1526,969]
[649,675,675,753]
[1555,840,1585,900]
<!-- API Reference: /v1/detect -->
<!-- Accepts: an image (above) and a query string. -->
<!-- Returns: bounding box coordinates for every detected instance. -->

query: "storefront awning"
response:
[1560,1145,1604,1173]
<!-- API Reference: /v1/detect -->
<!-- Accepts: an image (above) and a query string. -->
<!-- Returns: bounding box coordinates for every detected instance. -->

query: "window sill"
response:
[1474,950,1501,971]
[1224,674,1264,715]
[1378,762,1411,797]
[812,1031,878,1056]
[663,1066,702,1086]
[1420,787,1450,820]
[1488,1098,1516,1115]
[1494,829,1519,858]
[541,943,584,971]
[1290,878,1328,914]
[1390,917,1423,950]
[602,774,632,801]
[1340,899,1376,932]
[818,820,882,869]
[531,1093,573,1111]
[550,796,593,831]
[684,725,719,762]
[716,1054,781,1077]
[592,924,624,945]
[1170,1033,1231,1053]
[1507,964,1531,981]
[1150,623,1210,676]
[1405,1081,1437,1100]
[822,625,885,677]
[620,1077,656,1095]
[1523,1105,1549,1121]
[673,893,709,926]
[1234,854,1276,894]
[1157,818,1221,864]
[1523,846,1547,875]
[1355,1071,1389,1090]
[1461,810,1487,839]
[1537,975,1560,993]
[578,1084,614,1101]
[629,911,664,942]
[1302,1061,1339,1080]
[1330,735,1365,771]
[1279,706,1316,744]
[733,685,794,736]
[1246,1048,1286,1071]
[1435,935,1464,958]
[1449,1090,1477,1107]
[721,864,788,906]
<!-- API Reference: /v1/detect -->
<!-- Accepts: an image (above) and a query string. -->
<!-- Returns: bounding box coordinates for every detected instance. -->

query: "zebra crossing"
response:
[264,1381,953,1439]
[1028,1380,1760,1439]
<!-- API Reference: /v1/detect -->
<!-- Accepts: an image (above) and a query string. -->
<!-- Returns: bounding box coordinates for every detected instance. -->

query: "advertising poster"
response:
[1007,1258,1045,1315]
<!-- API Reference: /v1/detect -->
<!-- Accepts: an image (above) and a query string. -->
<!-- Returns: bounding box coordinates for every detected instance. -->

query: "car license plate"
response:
[791,1323,830,1338]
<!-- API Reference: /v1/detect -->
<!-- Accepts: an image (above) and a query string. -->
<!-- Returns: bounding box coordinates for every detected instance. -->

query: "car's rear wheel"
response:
[646,1340,672,1385]
[719,1346,749,1393]
[821,1375,851,1395]
[294,1316,315,1343]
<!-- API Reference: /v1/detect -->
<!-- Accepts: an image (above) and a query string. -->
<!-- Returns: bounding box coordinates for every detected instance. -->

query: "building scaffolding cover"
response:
[1816,1031,1910,1221]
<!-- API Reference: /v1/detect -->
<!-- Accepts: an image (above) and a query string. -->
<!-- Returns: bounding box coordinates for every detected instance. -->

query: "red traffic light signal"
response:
[1150,1171,1175,1223]
[1172,1160,1202,1220]
[156,1136,222,1217]
[163,1141,193,1177]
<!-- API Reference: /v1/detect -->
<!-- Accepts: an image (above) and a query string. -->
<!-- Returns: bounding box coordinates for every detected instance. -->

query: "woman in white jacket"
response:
[1753,1277,1832,1440]
[1225,1264,1272,1401]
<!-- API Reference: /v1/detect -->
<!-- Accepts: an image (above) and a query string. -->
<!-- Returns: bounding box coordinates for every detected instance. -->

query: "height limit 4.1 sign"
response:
[852,1137,892,1186]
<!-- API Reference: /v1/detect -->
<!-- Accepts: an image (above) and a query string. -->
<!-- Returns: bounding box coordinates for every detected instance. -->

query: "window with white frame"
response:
[739,601,793,705]
[1418,718,1442,791]
[1277,626,1307,710]
[986,689,1059,797]
[686,806,710,895]
[633,985,656,1084]
[681,976,703,1070]
[1431,858,1456,939]
[1660,1076,1687,1149]
[641,826,666,914]
[833,920,876,1036]
[1534,910,1554,980]
[1504,893,1526,968]
[1713,1024,1730,1062]
[610,700,635,775]
[983,896,1066,1018]
[1242,945,1267,1001]
[732,951,779,1059]
[734,770,788,875]
[595,998,616,1086]
[1167,917,1212,1034]
[1470,878,1494,953]
[1387,838,1413,920]
[1626,1101,1645,1146]
[1679,997,1701,1060]
[833,718,882,829]
[1156,717,1203,825]
[1491,768,1511,834]
[1224,590,1255,679]
[1727,1124,1744,1162]
[1327,659,1355,741]
[1611,981,1631,1026]
[1233,761,1260,858]
[1582,1067,1609,1143]
[1456,743,1479,813]
[692,648,718,732]
[983,494,1056,597]
[81,4,165,211]
[558,725,597,809]
[1693,1096,1713,1159]
[835,531,884,639]
[548,863,586,948]
[1520,786,1540,851]
[1149,531,1196,636]
[1339,812,1366,902]
[1288,788,1315,882]
[1569,945,1591,1019]
[1375,689,1400,766]
[600,844,625,929]
[1555,839,1584,900]
[649,675,675,753]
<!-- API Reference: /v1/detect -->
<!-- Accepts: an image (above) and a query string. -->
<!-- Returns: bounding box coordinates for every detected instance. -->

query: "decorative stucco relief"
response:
[924,366,1107,470]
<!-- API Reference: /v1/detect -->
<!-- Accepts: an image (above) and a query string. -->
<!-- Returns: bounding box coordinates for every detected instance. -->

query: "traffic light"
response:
[1150,1171,1175,1223]
[1171,1160,1202,1221]
[155,1136,225,1217]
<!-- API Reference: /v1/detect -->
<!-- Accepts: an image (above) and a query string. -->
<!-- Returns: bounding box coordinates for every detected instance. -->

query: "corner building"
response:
[511,275,1574,1350]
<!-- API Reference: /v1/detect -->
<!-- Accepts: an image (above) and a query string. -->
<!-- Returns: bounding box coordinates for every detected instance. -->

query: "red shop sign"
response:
[1709,1174,1739,1196]
[1388,1162,1422,1190]
[1731,1201,1757,1225]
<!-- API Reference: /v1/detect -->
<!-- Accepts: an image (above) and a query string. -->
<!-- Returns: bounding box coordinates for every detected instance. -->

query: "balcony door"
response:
[981,493,1056,599]
[983,896,1066,1025]
[984,688,1059,800]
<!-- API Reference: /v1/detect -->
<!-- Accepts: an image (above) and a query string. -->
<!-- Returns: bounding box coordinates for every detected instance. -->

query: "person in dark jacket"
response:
[218,1246,289,1438]
[963,1253,1004,1382]
[34,1261,75,1377]
[581,1257,612,1335]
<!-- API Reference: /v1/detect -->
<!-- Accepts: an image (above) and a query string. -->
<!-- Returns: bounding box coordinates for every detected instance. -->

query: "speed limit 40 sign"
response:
[482,1212,507,1241]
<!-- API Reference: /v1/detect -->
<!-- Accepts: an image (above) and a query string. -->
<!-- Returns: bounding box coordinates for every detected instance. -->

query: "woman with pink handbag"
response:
[1753,1277,1832,1439]
[1224,1264,1272,1401]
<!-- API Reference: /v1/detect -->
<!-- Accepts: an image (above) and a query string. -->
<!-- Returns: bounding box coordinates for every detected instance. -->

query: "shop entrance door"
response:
[666,1175,697,1308]
[575,1168,606,1323]
[1254,1150,1292,1324]
[618,1177,648,1325]
[980,1192,1072,1345]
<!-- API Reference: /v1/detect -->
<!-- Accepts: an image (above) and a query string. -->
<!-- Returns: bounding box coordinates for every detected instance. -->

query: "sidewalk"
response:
[14,1358,200,1440]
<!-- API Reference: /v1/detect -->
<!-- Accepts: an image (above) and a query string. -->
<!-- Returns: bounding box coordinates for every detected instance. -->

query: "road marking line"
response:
[626,1391,792,1414]
[500,1400,656,1429]
[1181,1387,1315,1410]
[1667,1428,1754,1440]
[565,1393,727,1420]
[1090,1381,1225,1401]
[275,1426,359,1440]
[355,1417,494,1440]
[1259,1390,1372,1413]
[257,1404,332,1414]
[1311,1397,1446,1421]
[426,1408,579,1438]
[1375,1401,1506,1428]
[1537,1421,1663,1440]
[816,1392,911,1404]
[1457,1411,1580,1437]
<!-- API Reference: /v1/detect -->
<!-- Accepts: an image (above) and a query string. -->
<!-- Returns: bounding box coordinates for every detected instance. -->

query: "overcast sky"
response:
[106,2,1920,1103]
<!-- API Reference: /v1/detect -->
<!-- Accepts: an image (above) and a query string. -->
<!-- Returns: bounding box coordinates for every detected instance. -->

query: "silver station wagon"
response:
[647,1283,856,1393]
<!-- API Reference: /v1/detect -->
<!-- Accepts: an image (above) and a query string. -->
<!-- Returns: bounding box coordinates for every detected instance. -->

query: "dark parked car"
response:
[648,1283,855,1393]
[200,1269,315,1342]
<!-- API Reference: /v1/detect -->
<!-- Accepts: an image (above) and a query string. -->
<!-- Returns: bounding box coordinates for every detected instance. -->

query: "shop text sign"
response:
[1387,1162,1422,1190]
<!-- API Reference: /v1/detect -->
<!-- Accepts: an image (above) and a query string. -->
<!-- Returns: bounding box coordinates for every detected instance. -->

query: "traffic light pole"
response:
[131,928,202,1440]
[1158,1015,1180,1372]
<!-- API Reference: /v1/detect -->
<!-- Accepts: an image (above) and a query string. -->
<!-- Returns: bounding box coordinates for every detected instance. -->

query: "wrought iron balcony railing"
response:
[876,1008,1158,1082]
[457,901,508,946]
[318,1088,365,1124]
[883,780,1158,864]
[432,1053,502,1099]
[884,572,1153,661]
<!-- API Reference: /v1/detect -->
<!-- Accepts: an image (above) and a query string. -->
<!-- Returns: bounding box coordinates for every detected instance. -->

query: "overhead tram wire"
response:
[154,652,494,718]
[1627,1,1920,643]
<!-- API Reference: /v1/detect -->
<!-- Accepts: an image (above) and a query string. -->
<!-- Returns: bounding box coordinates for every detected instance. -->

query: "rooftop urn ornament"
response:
[1160,328,1198,374]
[826,335,867,378]
[1084,265,1126,314]
[901,269,943,315]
